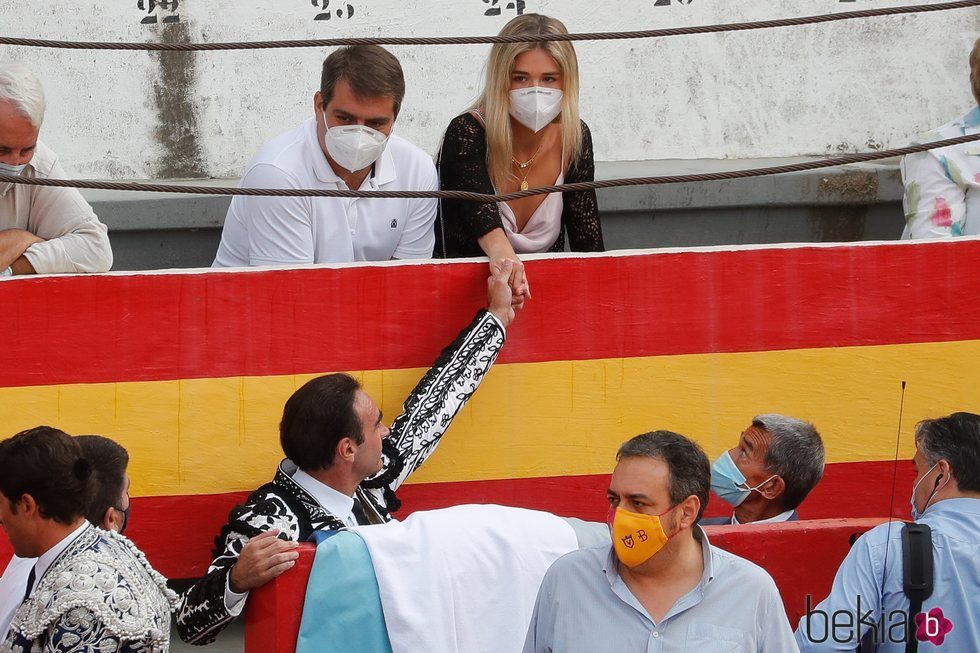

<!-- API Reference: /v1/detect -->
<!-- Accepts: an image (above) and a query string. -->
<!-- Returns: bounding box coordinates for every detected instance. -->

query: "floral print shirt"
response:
[902,106,980,238]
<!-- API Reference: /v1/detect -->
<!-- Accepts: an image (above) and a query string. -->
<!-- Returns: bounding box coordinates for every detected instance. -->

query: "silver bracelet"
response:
[0,267,12,277]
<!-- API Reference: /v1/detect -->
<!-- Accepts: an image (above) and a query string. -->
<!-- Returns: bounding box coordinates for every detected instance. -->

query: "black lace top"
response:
[435,113,604,257]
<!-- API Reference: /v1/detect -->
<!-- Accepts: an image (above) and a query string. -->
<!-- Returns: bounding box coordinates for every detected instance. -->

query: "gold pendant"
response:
[520,181,529,191]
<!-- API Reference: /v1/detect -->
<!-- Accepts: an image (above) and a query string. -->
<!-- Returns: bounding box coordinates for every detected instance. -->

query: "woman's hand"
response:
[487,259,516,328]
[478,228,530,309]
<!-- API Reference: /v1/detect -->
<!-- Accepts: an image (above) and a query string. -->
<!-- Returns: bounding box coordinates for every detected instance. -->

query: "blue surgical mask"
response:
[0,162,28,176]
[711,451,777,508]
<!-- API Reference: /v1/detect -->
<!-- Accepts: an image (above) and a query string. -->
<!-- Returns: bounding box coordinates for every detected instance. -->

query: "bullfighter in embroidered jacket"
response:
[1,527,176,653]
[176,259,518,645]
[0,428,177,653]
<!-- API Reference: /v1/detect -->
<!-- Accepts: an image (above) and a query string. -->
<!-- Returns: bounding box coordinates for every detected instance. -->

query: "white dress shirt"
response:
[0,555,34,643]
[292,470,357,527]
[0,142,112,273]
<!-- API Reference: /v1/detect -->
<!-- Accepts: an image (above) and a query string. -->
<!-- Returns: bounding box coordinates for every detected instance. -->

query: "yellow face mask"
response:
[607,506,673,567]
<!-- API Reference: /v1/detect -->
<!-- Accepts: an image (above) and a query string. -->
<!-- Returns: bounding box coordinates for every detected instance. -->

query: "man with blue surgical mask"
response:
[704,414,825,525]
[797,412,980,651]
[214,45,439,267]
[0,63,112,276]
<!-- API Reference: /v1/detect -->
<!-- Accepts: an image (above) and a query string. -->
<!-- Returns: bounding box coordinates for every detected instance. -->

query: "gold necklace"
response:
[512,142,544,191]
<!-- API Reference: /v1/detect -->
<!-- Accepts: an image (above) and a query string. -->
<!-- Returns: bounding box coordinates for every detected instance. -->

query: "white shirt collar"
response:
[291,469,356,527]
[731,508,795,525]
[29,520,90,598]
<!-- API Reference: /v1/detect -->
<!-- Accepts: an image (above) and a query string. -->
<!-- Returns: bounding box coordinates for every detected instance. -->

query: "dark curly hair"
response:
[0,426,93,524]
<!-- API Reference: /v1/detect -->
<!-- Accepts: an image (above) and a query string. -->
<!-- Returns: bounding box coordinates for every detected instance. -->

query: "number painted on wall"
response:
[137,0,179,24]
[312,0,356,21]
[653,0,693,5]
[483,0,526,17]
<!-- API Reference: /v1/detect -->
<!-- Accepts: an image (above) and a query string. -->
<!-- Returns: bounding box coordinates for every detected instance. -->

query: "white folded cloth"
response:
[353,504,580,653]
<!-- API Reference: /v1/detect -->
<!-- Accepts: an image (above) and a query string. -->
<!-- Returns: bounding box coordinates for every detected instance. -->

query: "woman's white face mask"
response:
[508,87,563,133]
[322,118,389,173]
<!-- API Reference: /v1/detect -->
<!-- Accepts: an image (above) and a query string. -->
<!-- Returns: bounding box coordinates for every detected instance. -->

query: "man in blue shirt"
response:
[523,431,798,652]
[796,411,980,651]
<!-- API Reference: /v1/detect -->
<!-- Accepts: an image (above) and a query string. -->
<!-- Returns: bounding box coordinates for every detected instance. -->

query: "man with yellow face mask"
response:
[522,431,798,652]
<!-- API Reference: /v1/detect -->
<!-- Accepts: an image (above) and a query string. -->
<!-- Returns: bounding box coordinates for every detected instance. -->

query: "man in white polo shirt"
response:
[213,45,437,267]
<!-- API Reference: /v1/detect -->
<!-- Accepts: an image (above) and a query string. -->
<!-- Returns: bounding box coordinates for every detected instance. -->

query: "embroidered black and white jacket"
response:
[0,525,177,653]
[175,309,505,645]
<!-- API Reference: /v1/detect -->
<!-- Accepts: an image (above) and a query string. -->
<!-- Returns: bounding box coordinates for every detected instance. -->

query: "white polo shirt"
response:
[214,118,438,266]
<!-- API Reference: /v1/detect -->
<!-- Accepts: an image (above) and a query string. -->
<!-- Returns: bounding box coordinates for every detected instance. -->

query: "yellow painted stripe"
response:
[2,340,977,497]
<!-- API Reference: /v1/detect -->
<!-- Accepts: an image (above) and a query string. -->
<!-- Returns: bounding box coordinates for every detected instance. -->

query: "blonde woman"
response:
[437,14,603,298]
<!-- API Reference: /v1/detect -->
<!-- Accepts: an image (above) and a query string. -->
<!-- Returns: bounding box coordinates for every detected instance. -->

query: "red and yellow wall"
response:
[1,240,977,578]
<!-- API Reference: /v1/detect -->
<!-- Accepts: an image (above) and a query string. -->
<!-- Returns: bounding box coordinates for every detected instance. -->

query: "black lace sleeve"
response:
[436,114,503,258]
[361,309,506,499]
[562,121,604,252]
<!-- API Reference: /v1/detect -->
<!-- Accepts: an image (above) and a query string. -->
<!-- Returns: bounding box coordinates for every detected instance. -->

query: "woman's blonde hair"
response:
[472,14,582,188]
[971,37,980,106]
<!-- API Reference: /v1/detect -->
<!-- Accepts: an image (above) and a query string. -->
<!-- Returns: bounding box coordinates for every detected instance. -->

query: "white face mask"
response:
[0,162,28,176]
[508,87,563,133]
[323,119,389,174]
[910,462,947,520]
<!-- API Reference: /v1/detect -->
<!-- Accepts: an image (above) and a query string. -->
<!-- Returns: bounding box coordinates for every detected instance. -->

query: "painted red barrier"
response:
[6,242,980,388]
[243,518,889,652]
[0,242,971,579]
[704,518,888,624]
[245,543,317,653]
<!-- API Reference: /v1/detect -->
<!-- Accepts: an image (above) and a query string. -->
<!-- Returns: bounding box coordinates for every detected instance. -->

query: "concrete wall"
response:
[1,1,978,179]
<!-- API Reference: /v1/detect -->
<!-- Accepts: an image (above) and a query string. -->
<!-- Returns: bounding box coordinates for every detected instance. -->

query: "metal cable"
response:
[3,133,979,202]
[1,1,978,51]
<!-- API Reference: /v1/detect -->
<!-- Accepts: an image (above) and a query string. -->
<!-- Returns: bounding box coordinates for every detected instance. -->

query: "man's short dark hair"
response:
[280,373,363,471]
[617,431,711,521]
[76,435,129,525]
[0,426,92,524]
[915,412,980,493]
[754,414,825,510]
[320,45,406,116]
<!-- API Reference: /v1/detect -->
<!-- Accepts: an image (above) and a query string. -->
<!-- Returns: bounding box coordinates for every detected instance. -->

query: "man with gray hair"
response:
[797,412,980,651]
[0,63,112,275]
[704,414,825,525]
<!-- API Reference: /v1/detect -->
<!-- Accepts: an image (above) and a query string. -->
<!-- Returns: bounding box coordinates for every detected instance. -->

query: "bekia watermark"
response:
[914,608,953,646]
[803,595,954,646]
